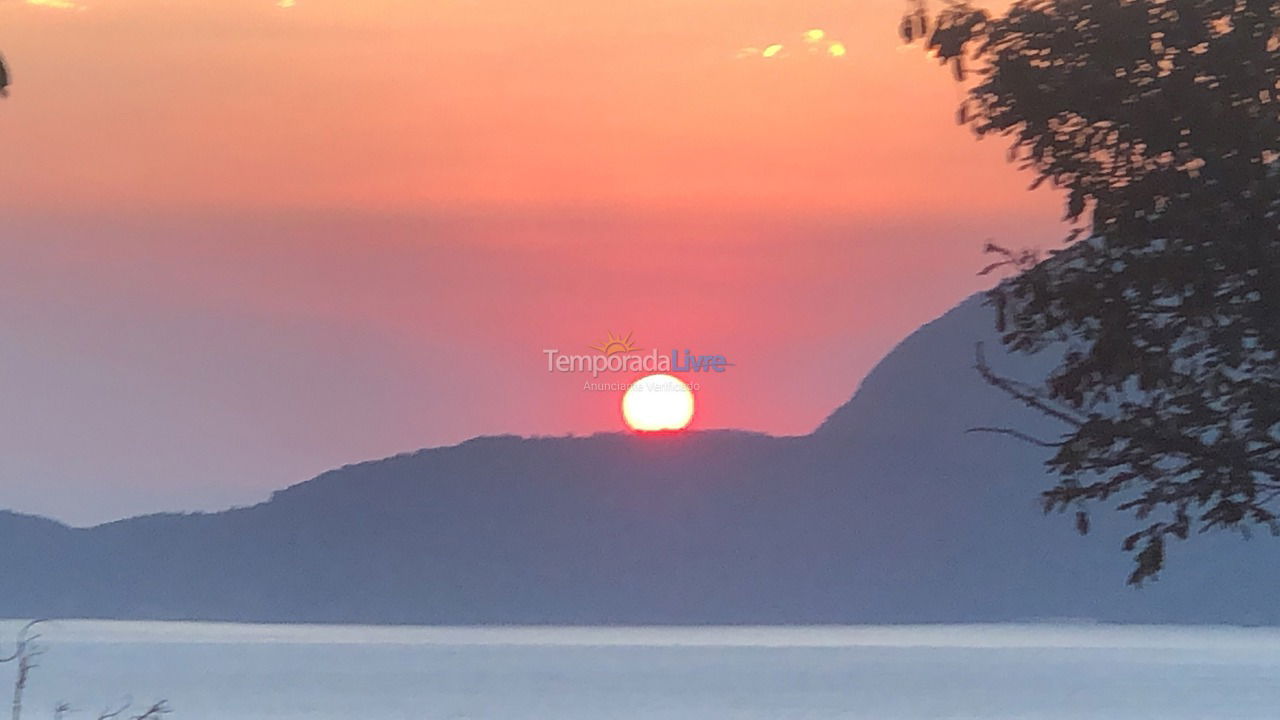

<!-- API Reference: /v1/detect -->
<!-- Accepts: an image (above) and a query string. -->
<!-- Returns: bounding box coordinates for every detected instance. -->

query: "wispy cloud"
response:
[18,0,296,9]
[23,0,86,10]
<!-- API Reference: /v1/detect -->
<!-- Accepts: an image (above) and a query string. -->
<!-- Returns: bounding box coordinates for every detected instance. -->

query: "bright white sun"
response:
[622,374,695,432]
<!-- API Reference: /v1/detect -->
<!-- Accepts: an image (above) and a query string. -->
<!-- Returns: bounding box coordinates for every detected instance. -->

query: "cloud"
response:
[17,0,295,9]
[23,0,86,10]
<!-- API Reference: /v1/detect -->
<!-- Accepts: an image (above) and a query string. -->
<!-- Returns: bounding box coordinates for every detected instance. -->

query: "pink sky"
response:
[0,0,1066,525]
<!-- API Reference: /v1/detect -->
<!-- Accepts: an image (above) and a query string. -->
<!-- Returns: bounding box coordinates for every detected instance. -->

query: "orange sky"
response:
[0,0,1031,216]
[0,0,1064,524]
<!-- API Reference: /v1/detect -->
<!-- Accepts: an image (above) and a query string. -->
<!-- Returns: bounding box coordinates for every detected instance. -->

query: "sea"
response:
[2,621,1277,719]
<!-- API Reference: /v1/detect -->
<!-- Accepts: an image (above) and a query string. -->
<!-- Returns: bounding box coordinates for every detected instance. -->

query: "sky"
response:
[0,0,1066,525]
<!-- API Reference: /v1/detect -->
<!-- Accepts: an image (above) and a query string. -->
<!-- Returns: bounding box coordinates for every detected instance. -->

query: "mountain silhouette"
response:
[2,295,1276,624]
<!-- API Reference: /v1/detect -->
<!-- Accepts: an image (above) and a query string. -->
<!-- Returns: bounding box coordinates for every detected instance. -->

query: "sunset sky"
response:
[0,0,1066,525]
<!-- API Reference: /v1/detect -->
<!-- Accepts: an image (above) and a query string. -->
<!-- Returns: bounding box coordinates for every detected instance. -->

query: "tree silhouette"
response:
[909,0,1280,583]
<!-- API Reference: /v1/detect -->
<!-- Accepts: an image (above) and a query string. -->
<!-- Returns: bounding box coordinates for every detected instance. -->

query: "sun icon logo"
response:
[591,331,640,356]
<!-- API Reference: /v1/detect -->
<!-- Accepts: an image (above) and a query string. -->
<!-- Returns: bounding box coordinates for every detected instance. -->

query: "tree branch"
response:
[966,426,1064,447]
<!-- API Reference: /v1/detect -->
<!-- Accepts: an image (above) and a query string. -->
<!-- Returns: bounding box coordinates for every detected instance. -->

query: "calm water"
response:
[3,621,1278,719]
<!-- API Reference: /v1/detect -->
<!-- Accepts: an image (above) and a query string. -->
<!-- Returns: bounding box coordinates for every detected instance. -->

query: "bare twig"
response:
[0,622,47,665]
[974,343,1087,428]
[96,700,131,720]
[130,702,170,720]
[0,624,171,720]
[966,426,1064,447]
[3,621,47,720]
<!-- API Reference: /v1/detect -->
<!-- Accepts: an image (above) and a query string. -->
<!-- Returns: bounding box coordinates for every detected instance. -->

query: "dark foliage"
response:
[910,0,1280,583]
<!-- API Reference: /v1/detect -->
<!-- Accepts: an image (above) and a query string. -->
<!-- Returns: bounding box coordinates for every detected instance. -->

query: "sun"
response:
[622,374,695,432]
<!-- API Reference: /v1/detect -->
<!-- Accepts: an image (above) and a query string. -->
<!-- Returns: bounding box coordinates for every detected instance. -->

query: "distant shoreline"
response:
[3,619,1277,650]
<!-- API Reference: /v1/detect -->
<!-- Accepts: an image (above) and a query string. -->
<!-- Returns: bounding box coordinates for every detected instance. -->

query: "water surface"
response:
[2,621,1275,719]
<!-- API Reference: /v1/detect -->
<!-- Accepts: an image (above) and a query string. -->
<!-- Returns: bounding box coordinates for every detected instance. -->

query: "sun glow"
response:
[622,374,695,432]
[739,28,849,61]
